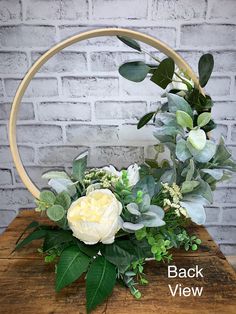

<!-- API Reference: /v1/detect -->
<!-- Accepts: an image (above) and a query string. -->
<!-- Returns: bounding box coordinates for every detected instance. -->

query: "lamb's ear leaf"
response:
[117,36,141,51]
[198,53,214,87]
[56,246,90,292]
[72,151,88,182]
[86,256,116,313]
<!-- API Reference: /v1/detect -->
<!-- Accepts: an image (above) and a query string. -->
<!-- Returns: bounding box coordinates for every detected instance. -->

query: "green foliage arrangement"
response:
[15,36,236,313]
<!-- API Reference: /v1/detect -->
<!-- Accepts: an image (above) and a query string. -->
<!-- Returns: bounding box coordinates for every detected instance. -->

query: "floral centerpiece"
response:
[15,36,236,313]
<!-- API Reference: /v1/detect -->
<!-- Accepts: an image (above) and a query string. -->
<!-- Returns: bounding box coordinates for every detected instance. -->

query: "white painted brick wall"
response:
[0,0,236,255]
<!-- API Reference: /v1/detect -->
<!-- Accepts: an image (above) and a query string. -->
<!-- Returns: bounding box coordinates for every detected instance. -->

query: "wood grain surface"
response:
[0,210,235,314]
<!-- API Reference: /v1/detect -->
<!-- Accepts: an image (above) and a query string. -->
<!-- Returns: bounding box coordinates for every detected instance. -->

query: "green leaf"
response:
[187,140,216,163]
[176,139,192,162]
[72,151,88,182]
[197,112,211,127]
[188,129,206,150]
[56,246,90,292]
[167,93,193,117]
[43,230,74,252]
[42,171,70,180]
[213,137,231,163]
[119,61,150,82]
[137,111,155,129]
[15,229,47,251]
[117,36,141,51]
[15,221,39,245]
[176,110,193,129]
[55,191,71,210]
[181,180,200,194]
[48,178,76,197]
[40,190,56,205]
[47,205,65,222]
[150,58,175,89]
[86,256,116,313]
[201,169,224,180]
[180,196,208,225]
[198,53,214,87]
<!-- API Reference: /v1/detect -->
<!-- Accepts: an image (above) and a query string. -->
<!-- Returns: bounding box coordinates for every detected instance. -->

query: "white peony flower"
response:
[103,164,140,187]
[67,189,122,245]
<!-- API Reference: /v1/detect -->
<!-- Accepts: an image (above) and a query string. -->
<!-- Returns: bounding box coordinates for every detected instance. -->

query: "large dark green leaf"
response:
[119,61,150,82]
[72,151,88,182]
[86,256,116,313]
[101,238,151,273]
[15,228,47,251]
[43,230,74,252]
[56,246,90,292]
[198,53,214,87]
[137,111,155,129]
[150,58,175,89]
[117,36,141,51]
[15,221,39,245]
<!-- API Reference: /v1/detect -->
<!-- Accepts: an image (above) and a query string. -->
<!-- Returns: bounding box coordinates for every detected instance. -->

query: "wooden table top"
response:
[0,210,236,314]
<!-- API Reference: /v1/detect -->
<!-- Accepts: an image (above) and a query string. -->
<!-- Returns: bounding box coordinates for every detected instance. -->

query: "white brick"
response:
[0,0,21,23]
[181,24,236,47]
[227,146,236,160]
[0,146,35,164]
[0,189,34,208]
[62,77,119,98]
[213,187,236,204]
[59,26,118,47]
[117,124,155,144]
[90,146,144,168]
[25,0,61,20]
[220,244,236,255]
[231,125,236,142]
[0,25,56,48]
[0,124,7,143]
[5,78,58,98]
[37,102,91,121]
[61,0,88,20]
[0,209,17,227]
[0,52,28,74]
[92,0,148,19]
[211,124,228,142]
[0,102,35,121]
[135,27,176,48]
[90,51,142,72]
[207,226,236,244]
[222,207,236,225]
[66,125,119,144]
[120,76,162,97]
[208,0,236,20]
[17,125,63,144]
[212,102,236,120]
[95,101,147,120]
[205,77,231,97]
[0,80,3,97]
[152,0,206,20]
[0,169,13,185]
[205,206,220,224]
[32,51,87,73]
[38,146,88,165]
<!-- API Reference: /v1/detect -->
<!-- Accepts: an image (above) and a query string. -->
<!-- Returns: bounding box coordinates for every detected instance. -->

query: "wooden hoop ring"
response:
[9,27,203,199]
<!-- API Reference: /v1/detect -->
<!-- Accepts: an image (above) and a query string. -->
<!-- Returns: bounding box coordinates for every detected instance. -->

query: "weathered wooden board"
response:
[0,210,235,314]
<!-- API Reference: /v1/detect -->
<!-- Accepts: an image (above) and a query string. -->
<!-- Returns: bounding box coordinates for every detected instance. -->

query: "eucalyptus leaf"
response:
[117,36,141,51]
[197,112,211,128]
[119,61,150,82]
[137,111,155,129]
[201,169,224,180]
[180,196,208,225]
[55,191,71,210]
[47,205,65,222]
[188,129,206,151]
[167,93,193,117]
[187,140,216,163]
[176,110,193,129]
[40,190,56,205]
[150,58,175,89]
[198,53,214,87]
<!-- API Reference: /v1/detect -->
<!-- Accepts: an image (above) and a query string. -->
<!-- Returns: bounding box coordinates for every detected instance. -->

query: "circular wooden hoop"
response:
[9,27,203,199]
